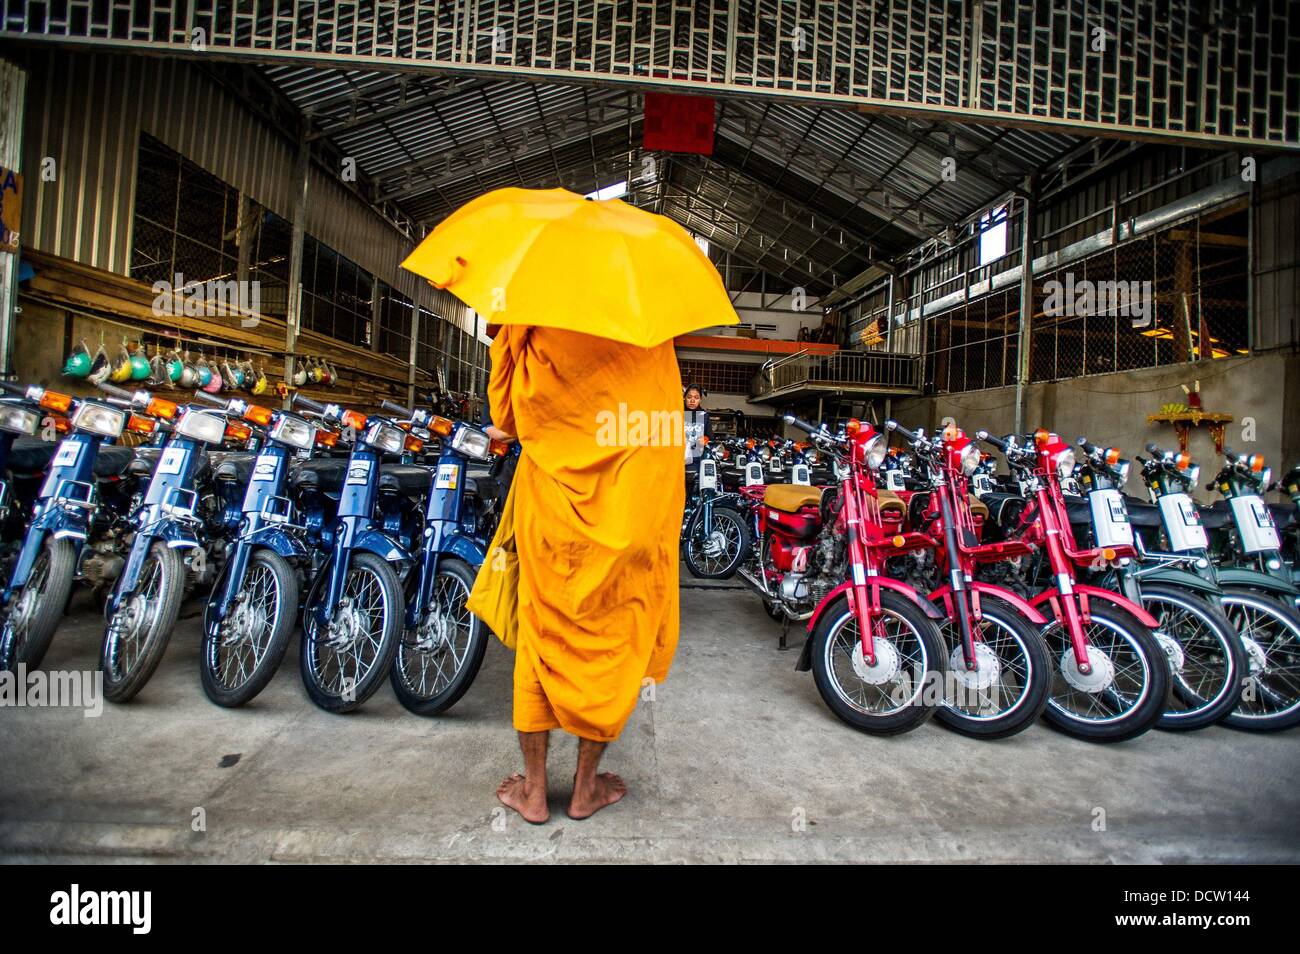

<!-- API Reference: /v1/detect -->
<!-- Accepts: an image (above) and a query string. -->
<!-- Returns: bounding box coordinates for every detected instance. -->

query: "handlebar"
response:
[293,393,328,415]
[782,414,818,436]
[1145,442,1165,457]
[381,399,415,418]
[976,430,1008,452]
[96,381,137,401]
[884,419,918,443]
[192,390,228,407]
[1077,437,1099,455]
[0,380,26,397]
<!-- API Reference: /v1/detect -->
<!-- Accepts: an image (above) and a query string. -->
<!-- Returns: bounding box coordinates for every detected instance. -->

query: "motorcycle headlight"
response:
[71,402,126,438]
[175,409,229,444]
[1258,467,1271,489]
[268,414,316,450]
[1114,460,1131,486]
[1052,448,1076,478]
[959,444,981,475]
[365,422,407,454]
[864,434,887,469]
[1181,464,1200,486]
[450,425,492,460]
[0,404,39,436]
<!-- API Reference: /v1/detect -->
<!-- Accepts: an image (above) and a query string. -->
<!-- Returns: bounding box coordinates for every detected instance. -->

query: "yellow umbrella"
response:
[400,187,738,347]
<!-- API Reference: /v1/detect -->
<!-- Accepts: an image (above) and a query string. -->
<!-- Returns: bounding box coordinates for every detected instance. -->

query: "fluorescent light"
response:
[585,181,628,201]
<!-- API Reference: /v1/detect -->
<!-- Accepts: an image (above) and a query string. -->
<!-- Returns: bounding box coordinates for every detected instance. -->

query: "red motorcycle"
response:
[736,414,946,735]
[885,421,1052,739]
[977,429,1171,741]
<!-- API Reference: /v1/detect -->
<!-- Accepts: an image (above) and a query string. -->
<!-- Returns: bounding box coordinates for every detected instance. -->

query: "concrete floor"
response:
[2,576,1298,864]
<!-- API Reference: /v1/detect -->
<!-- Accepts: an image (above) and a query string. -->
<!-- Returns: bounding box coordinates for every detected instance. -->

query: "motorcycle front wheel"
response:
[100,542,186,703]
[1141,584,1247,731]
[301,550,402,713]
[390,557,488,716]
[1219,587,1300,731]
[933,595,1051,740]
[1039,605,1170,742]
[200,549,299,707]
[683,504,748,579]
[809,589,945,735]
[0,537,76,672]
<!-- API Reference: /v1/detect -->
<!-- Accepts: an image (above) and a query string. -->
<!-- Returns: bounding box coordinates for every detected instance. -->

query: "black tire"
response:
[1219,587,1300,732]
[300,550,402,713]
[933,595,1051,739]
[0,537,76,672]
[390,557,488,716]
[1039,605,1170,742]
[809,589,946,736]
[100,542,187,703]
[1141,584,1248,731]
[201,549,299,707]
[683,504,748,579]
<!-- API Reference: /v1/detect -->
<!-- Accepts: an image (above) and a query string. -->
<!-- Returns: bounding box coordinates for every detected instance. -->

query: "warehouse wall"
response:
[16,49,476,335]
[892,353,1299,502]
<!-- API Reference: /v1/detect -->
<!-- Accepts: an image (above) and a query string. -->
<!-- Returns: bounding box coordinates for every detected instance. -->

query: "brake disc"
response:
[850,637,901,685]
[1060,644,1115,693]
[949,641,1001,691]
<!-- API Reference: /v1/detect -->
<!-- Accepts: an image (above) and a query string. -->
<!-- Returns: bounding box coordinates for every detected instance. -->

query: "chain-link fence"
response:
[921,212,1248,394]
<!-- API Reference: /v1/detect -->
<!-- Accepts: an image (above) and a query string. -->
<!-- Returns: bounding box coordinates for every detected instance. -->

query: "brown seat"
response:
[764,483,822,513]
[967,494,990,520]
[876,489,906,515]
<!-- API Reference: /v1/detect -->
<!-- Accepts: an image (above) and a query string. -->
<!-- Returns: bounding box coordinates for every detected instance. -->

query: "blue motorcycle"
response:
[289,394,410,713]
[199,395,318,707]
[0,382,132,672]
[97,383,242,702]
[376,399,511,716]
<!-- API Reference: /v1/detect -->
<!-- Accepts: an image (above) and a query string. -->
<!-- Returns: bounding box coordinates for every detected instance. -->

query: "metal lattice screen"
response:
[5,0,1297,147]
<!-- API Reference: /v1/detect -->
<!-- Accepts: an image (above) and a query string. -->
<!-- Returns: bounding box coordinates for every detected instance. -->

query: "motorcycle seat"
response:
[1122,496,1163,528]
[1198,500,1232,531]
[94,444,136,478]
[1064,495,1092,525]
[875,489,906,516]
[379,463,432,495]
[212,452,258,485]
[967,494,989,521]
[1270,503,1296,533]
[979,491,1027,530]
[5,438,56,477]
[291,458,348,493]
[763,483,822,513]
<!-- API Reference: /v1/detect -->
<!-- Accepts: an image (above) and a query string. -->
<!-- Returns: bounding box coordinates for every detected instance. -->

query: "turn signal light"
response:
[892,535,906,547]
[489,439,511,457]
[845,418,861,435]
[1248,454,1265,472]
[745,438,756,449]
[1175,452,1192,470]
[315,429,339,447]
[243,404,274,426]
[126,414,157,435]
[51,415,71,434]
[341,409,368,431]
[429,415,454,437]
[942,423,960,441]
[699,435,709,446]
[403,435,424,454]
[225,421,252,443]
[39,390,73,414]
[1105,447,1122,466]
[1033,428,1050,446]
[1101,548,1117,561]
[145,397,178,420]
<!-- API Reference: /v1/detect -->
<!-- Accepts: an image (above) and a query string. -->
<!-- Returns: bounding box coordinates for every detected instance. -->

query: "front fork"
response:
[937,487,979,671]
[408,455,466,628]
[312,447,382,629]
[842,484,880,667]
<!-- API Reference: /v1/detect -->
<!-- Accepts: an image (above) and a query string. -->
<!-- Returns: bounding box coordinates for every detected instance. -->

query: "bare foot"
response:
[567,772,627,820]
[497,772,549,824]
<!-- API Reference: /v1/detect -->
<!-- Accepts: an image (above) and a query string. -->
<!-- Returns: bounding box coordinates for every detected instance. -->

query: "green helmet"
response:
[167,358,184,382]
[63,349,92,378]
[129,352,151,380]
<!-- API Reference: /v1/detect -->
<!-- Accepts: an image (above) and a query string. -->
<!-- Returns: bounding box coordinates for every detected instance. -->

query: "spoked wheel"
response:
[933,596,1051,739]
[1039,605,1170,742]
[390,558,488,716]
[100,542,186,703]
[301,551,402,713]
[1141,585,1247,731]
[1219,587,1300,732]
[683,505,748,579]
[809,589,945,735]
[201,550,299,707]
[0,538,76,672]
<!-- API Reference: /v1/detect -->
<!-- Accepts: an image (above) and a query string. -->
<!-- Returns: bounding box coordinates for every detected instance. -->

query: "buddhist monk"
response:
[477,323,683,823]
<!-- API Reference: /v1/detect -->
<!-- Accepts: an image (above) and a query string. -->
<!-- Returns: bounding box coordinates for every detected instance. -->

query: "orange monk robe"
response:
[483,325,683,742]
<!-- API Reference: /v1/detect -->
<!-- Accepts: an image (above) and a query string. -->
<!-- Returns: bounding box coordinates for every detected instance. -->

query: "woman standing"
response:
[683,384,712,481]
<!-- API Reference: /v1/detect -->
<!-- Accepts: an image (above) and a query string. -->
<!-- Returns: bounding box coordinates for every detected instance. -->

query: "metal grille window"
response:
[299,236,372,347]
[678,359,762,394]
[377,284,414,358]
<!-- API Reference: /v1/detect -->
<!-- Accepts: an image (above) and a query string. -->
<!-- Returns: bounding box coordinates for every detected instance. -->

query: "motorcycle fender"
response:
[245,525,309,561]
[1215,566,1299,597]
[440,533,487,568]
[1141,566,1222,595]
[351,527,411,565]
[1030,583,1160,629]
[31,505,90,542]
[928,581,1047,626]
[155,521,200,550]
[805,578,945,635]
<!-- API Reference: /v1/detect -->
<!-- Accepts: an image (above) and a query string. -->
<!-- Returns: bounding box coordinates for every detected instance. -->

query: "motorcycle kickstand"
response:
[779,615,791,651]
